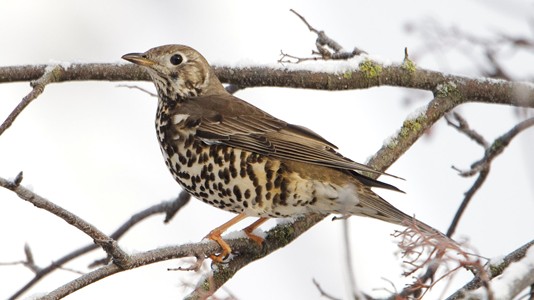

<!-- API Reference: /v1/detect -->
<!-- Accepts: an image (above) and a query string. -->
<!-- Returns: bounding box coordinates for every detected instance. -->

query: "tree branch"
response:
[445,115,534,237]
[6,191,190,300]
[1,63,532,106]
[446,240,534,300]
[0,174,131,266]
[0,65,61,135]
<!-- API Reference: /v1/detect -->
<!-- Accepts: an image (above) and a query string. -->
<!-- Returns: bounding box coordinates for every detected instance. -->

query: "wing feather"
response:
[178,94,396,178]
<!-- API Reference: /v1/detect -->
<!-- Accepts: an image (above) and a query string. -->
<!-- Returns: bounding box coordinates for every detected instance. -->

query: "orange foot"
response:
[243,217,269,246]
[204,215,269,262]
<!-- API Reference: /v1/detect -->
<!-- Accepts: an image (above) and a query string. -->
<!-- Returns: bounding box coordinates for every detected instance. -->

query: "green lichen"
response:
[402,57,417,74]
[342,70,353,79]
[359,59,383,79]
[488,262,505,276]
[267,222,295,244]
[386,137,399,149]
[435,82,460,99]
[400,115,426,138]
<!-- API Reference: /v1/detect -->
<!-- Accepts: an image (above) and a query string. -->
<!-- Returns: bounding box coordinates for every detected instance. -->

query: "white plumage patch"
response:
[172,114,190,125]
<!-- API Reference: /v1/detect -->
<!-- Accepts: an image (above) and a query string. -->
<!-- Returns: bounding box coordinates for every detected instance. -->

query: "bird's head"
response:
[122,44,224,100]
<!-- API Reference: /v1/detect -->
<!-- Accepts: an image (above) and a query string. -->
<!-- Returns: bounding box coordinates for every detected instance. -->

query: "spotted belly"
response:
[160,136,324,217]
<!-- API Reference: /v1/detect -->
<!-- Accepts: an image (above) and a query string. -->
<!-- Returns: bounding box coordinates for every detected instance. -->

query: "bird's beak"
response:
[121,53,156,67]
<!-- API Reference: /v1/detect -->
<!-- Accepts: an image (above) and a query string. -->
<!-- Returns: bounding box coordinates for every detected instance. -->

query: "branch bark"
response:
[1,63,533,106]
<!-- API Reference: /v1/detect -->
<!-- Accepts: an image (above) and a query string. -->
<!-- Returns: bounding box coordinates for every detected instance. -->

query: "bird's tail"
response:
[347,188,450,242]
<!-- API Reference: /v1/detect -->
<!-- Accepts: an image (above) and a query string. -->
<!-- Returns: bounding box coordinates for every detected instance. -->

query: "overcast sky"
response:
[1,1,533,299]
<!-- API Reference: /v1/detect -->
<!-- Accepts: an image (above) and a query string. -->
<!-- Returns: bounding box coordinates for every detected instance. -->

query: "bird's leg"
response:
[243,217,269,245]
[205,213,248,262]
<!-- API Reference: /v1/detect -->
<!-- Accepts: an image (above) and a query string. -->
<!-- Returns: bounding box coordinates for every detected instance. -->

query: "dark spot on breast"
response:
[184,135,194,148]
[233,185,242,202]
[244,189,251,199]
[266,169,274,182]
[200,165,208,179]
[272,194,280,205]
[246,164,257,185]
[255,186,263,206]
[187,154,197,167]
[229,151,236,164]
[229,164,238,178]
[222,168,231,184]
[274,175,283,188]
[177,171,190,179]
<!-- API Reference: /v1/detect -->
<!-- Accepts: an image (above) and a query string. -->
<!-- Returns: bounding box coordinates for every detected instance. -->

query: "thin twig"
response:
[280,9,366,64]
[446,115,534,237]
[446,169,489,237]
[0,175,130,267]
[116,84,157,97]
[7,191,190,300]
[446,239,534,299]
[445,112,489,148]
[0,65,61,136]
[312,278,342,300]
[341,219,362,299]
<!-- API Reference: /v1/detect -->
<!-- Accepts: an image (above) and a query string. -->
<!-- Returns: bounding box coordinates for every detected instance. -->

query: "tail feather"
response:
[351,188,448,239]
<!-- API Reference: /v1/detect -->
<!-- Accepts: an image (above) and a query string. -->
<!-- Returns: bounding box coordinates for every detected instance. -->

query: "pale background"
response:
[1,1,533,299]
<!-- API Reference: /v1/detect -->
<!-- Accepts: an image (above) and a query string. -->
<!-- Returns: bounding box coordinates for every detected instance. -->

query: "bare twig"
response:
[0,65,61,136]
[116,84,157,97]
[445,112,489,148]
[446,169,489,237]
[312,278,342,300]
[406,19,534,81]
[7,191,189,300]
[0,176,121,256]
[445,115,534,237]
[341,219,363,299]
[392,221,468,299]
[446,239,534,300]
[280,9,367,64]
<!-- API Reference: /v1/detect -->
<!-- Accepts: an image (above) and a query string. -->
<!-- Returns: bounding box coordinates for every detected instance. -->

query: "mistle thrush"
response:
[122,45,443,261]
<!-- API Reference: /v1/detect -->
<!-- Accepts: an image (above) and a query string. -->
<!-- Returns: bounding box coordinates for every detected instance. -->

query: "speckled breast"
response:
[155,116,319,218]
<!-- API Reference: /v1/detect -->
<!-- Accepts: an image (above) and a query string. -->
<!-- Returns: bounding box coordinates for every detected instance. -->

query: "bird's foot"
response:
[205,231,232,263]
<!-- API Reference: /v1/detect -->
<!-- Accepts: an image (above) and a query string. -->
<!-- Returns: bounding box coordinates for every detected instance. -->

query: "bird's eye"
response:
[170,54,183,65]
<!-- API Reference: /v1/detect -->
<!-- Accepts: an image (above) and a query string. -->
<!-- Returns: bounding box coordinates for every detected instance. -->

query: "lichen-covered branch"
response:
[1,63,533,108]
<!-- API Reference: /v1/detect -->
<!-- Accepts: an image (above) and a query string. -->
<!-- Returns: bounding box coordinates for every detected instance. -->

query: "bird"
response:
[122,44,444,262]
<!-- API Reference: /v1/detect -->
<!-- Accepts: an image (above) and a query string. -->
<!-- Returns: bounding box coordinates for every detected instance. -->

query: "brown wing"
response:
[179,94,395,177]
